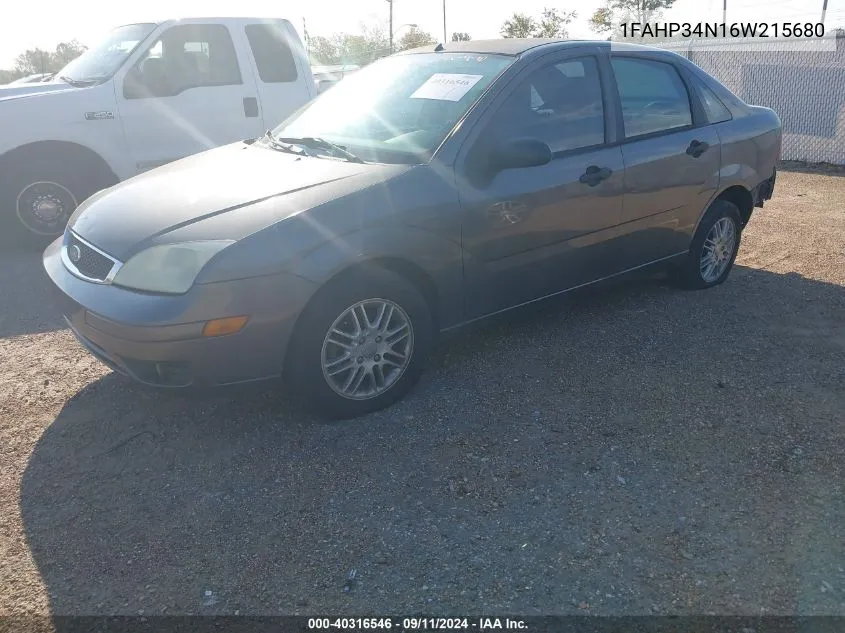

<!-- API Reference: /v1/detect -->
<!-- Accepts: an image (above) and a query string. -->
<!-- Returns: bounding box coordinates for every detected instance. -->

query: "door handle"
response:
[243,97,259,118]
[686,140,710,158]
[579,165,613,187]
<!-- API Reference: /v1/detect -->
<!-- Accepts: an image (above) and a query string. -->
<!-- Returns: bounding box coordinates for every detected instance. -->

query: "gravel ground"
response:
[0,169,844,620]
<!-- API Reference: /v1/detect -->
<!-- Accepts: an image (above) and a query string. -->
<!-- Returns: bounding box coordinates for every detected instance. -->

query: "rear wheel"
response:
[673,199,742,290]
[287,268,433,419]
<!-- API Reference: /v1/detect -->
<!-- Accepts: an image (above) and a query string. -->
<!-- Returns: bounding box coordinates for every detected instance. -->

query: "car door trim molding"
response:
[442,250,688,333]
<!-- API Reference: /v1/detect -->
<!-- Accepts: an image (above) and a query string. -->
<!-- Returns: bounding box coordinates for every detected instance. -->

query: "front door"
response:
[609,55,722,267]
[457,53,626,318]
[116,23,265,173]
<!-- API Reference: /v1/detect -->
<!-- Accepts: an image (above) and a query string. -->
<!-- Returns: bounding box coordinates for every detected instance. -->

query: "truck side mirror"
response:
[315,79,335,94]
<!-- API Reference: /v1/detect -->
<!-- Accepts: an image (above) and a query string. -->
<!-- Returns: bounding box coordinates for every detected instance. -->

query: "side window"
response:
[491,56,605,153]
[693,77,732,124]
[124,24,242,99]
[245,24,298,83]
[611,57,693,138]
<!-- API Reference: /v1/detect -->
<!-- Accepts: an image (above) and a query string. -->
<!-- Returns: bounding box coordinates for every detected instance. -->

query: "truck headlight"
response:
[112,240,234,294]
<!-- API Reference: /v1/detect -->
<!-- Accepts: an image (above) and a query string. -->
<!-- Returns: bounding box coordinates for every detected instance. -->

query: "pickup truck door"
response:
[239,21,315,130]
[115,23,265,173]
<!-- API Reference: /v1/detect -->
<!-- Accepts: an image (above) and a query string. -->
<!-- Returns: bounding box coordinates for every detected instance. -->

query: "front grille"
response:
[66,233,115,281]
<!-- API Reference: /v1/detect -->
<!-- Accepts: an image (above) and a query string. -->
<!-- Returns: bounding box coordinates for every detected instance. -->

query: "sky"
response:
[1,0,842,69]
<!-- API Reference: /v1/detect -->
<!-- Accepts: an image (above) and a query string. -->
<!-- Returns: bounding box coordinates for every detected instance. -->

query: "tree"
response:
[534,7,577,38]
[14,48,53,75]
[501,13,537,38]
[13,40,88,75]
[451,32,472,41]
[307,23,391,66]
[309,35,341,65]
[340,23,391,64]
[53,40,87,67]
[396,27,436,51]
[501,8,577,39]
[589,7,614,33]
[590,0,677,34]
[0,69,26,84]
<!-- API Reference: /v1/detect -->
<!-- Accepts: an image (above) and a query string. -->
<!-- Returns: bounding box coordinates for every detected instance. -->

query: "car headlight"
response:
[112,240,234,294]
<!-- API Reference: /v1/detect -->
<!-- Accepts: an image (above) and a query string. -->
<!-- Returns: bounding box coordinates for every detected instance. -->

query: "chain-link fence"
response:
[655,33,845,165]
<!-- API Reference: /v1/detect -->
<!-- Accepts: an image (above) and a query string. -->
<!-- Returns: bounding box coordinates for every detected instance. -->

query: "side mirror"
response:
[490,138,553,171]
[316,79,335,94]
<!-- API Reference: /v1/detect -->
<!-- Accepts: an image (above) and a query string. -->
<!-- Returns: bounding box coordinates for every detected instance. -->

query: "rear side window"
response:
[693,77,732,124]
[245,24,298,83]
[611,57,693,138]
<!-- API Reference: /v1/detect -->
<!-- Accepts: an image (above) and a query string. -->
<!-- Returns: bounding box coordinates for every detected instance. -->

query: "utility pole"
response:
[387,0,394,53]
[442,0,447,43]
[723,0,727,24]
[821,0,829,24]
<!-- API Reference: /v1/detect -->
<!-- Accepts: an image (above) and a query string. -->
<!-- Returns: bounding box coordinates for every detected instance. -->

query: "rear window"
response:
[245,24,298,83]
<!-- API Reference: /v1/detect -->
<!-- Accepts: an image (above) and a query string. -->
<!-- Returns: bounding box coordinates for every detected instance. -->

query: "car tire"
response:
[286,267,434,420]
[0,157,111,247]
[673,199,743,290]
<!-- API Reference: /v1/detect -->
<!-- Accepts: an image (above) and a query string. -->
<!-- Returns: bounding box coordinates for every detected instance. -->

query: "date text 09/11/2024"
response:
[620,22,826,39]
[307,617,528,630]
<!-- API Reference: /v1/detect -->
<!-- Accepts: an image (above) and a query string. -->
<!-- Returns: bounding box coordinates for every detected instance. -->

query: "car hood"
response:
[0,81,75,102]
[70,141,406,261]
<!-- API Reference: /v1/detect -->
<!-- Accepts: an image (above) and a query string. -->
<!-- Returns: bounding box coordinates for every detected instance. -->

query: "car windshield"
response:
[58,23,156,84]
[271,52,514,164]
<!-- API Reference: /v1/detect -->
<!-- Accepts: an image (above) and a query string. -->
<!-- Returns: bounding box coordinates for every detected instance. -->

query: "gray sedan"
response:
[44,39,781,419]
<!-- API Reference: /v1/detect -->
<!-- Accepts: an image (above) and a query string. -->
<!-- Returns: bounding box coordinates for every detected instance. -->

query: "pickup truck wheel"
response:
[674,199,743,290]
[286,268,433,420]
[1,159,110,246]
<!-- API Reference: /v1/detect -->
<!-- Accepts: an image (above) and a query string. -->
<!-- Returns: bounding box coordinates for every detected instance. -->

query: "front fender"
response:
[0,83,132,179]
[292,226,466,329]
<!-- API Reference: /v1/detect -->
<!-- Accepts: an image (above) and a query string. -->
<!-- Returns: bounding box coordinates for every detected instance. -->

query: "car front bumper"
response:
[43,237,318,388]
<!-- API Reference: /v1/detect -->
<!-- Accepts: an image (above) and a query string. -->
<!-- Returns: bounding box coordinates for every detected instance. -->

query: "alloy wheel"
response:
[700,217,737,283]
[320,298,414,400]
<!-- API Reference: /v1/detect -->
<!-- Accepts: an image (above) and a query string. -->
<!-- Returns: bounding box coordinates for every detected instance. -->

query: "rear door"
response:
[241,21,315,129]
[116,22,265,172]
[609,55,721,268]
[457,50,626,318]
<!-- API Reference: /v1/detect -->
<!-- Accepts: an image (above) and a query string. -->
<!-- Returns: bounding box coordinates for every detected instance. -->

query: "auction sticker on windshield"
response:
[410,73,484,101]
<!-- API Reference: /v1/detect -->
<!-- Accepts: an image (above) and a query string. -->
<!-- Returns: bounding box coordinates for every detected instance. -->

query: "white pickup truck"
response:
[0,17,316,241]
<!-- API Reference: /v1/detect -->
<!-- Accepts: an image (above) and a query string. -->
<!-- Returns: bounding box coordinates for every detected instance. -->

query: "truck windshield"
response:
[271,52,514,164]
[58,23,156,85]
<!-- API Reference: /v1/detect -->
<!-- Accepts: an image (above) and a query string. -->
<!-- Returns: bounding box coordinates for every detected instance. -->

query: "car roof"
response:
[398,38,678,57]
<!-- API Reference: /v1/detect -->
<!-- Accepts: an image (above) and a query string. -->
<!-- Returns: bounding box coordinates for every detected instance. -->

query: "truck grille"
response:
[64,233,118,282]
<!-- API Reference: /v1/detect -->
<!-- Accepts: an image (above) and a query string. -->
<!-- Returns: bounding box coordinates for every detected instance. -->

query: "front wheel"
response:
[287,268,433,419]
[1,156,113,246]
[673,199,742,290]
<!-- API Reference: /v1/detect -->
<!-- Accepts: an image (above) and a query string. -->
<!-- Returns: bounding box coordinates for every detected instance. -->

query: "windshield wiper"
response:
[276,136,365,163]
[58,76,100,87]
[260,130,309,157]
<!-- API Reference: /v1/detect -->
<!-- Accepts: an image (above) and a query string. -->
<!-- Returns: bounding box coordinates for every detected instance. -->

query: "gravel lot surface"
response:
[1,169,844,621]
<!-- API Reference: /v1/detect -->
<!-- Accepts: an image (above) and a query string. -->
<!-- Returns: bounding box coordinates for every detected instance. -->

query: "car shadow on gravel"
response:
[0,245,65,339]
[19,265,845,618]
